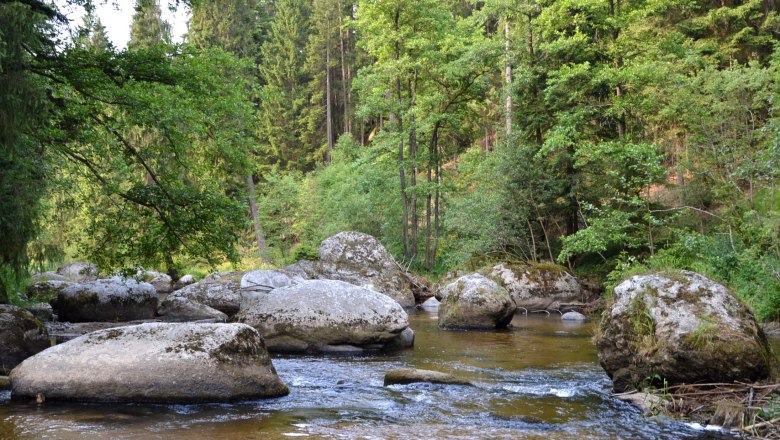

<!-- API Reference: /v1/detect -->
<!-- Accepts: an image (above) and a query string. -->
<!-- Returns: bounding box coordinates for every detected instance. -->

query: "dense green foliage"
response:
[2,0,779,320]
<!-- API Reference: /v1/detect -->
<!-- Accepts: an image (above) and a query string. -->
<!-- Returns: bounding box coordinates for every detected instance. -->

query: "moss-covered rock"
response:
[438,273,516,330]
[383,368,472,386]
[56,262,98,283]
[167,272,244,316]
[10,322,289,403]
[235,279,410,353]
[486,262,583,311]
[284,232,416,307]
[156,297,228,323]
[0,304,50,375]
[51,278,158,322]
[595,271,771,392]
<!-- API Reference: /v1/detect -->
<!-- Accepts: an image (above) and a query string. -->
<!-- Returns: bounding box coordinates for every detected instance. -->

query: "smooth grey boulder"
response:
[51,278,158,322]
[240,270,299,295]
[284,232,416,308]
[438,273,516,330]
[488,262,583,311]
[31,272,68,283]
[421,297,440,311]
[0,305,50,375]
[157,297,228,322]
[156,297,228,323]
[236,279,410,353]
[561,311,587,322]
[383,368,472,386]
[135,269,174,294]
[172,274,196,291]
[56,262,98,283]
[167,272,244,316]
[10,322,289,403]
[596,271,771,392]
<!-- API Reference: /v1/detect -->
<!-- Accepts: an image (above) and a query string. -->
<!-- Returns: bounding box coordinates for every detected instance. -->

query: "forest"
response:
[2,0,780,321]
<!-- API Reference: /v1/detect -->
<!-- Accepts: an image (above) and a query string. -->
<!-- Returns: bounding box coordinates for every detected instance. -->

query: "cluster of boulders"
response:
[4,230,772,408]
[430,261,593,329]
[1,231,419,404]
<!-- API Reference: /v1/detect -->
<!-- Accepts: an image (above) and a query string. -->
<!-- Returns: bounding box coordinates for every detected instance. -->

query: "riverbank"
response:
[614,338,780,439]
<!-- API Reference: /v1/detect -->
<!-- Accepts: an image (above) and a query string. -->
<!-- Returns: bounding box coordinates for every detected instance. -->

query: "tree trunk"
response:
[425,122,440,269]
[338,12,349,135]
[408,80,418,262]
[325,18,334,161]
[504,19,512,137]
[246,174,269,264]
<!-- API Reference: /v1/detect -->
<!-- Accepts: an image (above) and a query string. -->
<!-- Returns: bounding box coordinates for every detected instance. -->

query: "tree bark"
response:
[246,174,269,264]
[325,16,334,161]
[504,19,512,137]
[338,12,350,134]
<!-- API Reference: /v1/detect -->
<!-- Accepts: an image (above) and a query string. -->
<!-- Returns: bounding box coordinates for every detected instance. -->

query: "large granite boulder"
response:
[0,305,50,374]
[31,272,68,283]
[134,269,173,294]
[51,278,158,322]
[487,262,583,311]
[167,272,244,316]
[240,270,299,294]
[56,262,98,283]
[156,297,228,323]
[236,279,411,353]
[27,280,72,302]
[10,323,289,403]
[284,232,416,307]
[596,271,772,392]
[438,273,516,330]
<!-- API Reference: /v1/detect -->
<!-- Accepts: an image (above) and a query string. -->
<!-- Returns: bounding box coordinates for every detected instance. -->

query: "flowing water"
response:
[0,310,742,439]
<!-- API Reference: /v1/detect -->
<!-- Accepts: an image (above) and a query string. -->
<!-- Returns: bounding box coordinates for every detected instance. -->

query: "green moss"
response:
[684,317,717,349]
[627,294,657,350]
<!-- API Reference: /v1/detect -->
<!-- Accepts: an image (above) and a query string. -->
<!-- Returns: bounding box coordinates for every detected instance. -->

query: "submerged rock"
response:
[156,297,228,323]
[561,311,587,322]
[383,368,472,386]
[596,271,771,392]
[438,273,516,330]
[488,262,583,311]
[167,272,244,316]
[284,232,416,307]
[0,305,50,375]
[51,278,158,322]
[56,262,98,283]
[10,323,289,403]
[236,279,410,353]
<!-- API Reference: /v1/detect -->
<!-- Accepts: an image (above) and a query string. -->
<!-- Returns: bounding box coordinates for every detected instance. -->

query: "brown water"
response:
[0,311,738,439]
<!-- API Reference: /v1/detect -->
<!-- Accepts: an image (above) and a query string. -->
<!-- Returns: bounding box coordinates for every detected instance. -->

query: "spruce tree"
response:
[257,0,315,170]
[128,0,170,51]
[189,0,258,57]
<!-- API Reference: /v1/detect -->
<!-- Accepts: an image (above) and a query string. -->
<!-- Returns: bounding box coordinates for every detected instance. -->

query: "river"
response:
[0,309,742,439]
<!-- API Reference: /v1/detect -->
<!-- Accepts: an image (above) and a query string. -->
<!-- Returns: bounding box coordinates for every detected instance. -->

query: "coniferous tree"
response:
[189,0,258,57]
[258,0,315,171]
[189,0,272,264]
[128,0,170,51]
